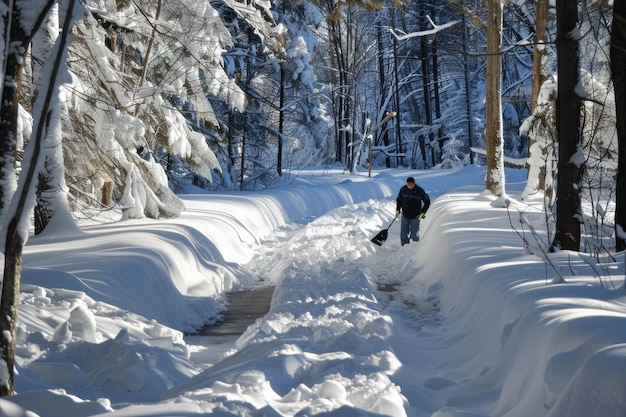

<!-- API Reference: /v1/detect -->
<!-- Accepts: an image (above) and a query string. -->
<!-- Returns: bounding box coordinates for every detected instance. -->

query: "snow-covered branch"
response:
[389,15,459,41]
[470,147,527,168]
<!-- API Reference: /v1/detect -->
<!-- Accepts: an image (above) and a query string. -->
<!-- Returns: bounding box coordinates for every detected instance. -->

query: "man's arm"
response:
[396,188,404,213]
[422,192,431,213]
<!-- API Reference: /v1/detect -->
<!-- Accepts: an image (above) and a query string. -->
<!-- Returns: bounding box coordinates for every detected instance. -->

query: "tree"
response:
[611,0,626,251]
[484,0,505,196]
[64,0,244,207]
[551,0,583,251]
[313,0,401,168]
[273,1,333,170]
[32,4,72,235]
[525,0,550,192]
[0,0,81,395]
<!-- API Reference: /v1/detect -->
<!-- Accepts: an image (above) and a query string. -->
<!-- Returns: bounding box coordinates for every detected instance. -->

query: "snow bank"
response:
[404,187,626,417]
[3,166,625,417]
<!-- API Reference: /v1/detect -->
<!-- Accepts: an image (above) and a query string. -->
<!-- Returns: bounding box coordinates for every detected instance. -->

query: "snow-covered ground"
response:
[2,165,625,417]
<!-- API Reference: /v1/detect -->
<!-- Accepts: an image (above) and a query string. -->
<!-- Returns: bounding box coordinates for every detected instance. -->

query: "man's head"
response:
[406,177,415,188]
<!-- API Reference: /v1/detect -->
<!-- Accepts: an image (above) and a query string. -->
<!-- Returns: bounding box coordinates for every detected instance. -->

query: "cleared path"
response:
[197,286,275,336]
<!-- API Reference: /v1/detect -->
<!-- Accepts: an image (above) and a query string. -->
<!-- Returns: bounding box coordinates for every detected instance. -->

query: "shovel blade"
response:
[371,229,389,246]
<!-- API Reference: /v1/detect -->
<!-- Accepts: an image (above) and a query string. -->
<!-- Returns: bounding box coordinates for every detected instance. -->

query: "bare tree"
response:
[551,0,583,251]
[526,0,550,192]
[612,0,626,252]
[485,0,505,196]
[314,0,401,168]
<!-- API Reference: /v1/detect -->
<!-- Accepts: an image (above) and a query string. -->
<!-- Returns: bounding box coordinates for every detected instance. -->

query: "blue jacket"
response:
[396,184,430,219]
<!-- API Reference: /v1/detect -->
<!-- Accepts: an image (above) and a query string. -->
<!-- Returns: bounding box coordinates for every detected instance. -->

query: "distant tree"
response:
[551,0,583,251]
[273,1,333,170]
[217,0,283,189]
[312,0,402,168]
[322,2,360,166]
[612,0,626,251]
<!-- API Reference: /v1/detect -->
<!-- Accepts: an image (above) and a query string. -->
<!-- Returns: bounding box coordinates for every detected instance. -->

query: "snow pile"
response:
[0,166,624,417]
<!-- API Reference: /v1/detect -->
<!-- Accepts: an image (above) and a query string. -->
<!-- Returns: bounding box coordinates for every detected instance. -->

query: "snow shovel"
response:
[371,216,397,246]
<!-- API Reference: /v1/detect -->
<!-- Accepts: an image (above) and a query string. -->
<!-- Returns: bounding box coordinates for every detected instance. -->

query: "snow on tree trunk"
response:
[0,0,82,396]
[0,2,37,395]
[33,3,69,235]
[526,0,549,193]
[552,0,583,252]
[611,0,626,252]
[485,0,505,197]
[0,9,27,228]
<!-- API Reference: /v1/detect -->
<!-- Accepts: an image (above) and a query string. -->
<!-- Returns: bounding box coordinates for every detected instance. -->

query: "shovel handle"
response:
[388,216,397,228]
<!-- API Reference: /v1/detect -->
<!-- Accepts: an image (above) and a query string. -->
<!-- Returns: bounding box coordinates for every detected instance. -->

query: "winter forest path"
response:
[197,286,275,336]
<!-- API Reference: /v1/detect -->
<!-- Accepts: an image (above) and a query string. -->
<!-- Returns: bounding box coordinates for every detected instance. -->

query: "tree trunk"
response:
[461,10,474,164]
[432,39,441,122]
[420,9,433,167]
[611,0,626,252]
[0,218,22,396]
[0,8,28,224]
[376,22,391,167]
[277,64,284,176]
[551,0,583,251]
[0,11,33,393]
[528,0,550,191]
[485,0,505,196]
[33,5,61,235]
[0,0,76,395]
[328,17,346,164]
[34,172,51,235]
[392,11,402,167]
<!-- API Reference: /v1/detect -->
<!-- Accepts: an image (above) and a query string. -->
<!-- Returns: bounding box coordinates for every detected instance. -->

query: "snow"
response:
[3,165,626,417]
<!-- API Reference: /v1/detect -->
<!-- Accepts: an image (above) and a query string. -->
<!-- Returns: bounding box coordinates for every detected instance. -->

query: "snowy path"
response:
[11,166,626,417]
[180,197,449,415]
[197,286,275,336]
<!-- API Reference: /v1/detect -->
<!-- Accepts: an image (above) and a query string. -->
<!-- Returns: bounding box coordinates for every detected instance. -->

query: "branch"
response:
[470,147,527,168]
[389,17,460,41]
[522,213,566,283]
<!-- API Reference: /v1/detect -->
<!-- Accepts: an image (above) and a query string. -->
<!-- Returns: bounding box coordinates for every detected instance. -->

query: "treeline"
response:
[5,0,550,223]
[0,1,623,244]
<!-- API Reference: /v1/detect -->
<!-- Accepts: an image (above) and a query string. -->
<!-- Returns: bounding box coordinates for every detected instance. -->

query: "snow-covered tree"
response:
[525,0,550,191]
[613,0,626,251]
[484,0,505,197]
[274,1,334,170]
[0,0,82,396]
[520,77,557,206]
[30,4,74,235]
[63,0,247,216]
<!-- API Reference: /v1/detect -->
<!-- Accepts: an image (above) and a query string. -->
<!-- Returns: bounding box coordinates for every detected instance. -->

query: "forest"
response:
[0,0,621,221]
[0,0,625,396]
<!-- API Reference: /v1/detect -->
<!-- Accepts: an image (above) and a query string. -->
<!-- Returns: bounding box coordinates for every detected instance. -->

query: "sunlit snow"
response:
[2,165,625,417]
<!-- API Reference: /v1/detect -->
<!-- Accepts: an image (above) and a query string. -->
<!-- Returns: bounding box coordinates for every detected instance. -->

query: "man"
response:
[395,176,430,245]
